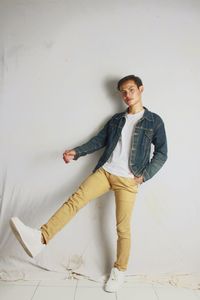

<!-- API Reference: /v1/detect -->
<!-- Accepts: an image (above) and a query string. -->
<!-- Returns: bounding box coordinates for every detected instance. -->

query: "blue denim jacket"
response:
[73,106,168,182]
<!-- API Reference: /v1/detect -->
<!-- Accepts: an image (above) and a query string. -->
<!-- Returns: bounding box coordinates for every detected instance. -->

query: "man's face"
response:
[119,80,143,107]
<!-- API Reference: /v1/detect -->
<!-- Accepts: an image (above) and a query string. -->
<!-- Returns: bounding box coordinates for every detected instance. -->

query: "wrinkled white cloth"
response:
[0,256,200,290]
[1,0,200,291]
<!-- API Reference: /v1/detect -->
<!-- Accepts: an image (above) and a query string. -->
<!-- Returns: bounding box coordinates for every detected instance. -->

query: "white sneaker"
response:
[10,217,46,258]
[104,267,126,292]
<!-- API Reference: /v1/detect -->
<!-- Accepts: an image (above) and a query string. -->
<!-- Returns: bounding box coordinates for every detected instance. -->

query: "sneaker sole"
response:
[10,218,34,258]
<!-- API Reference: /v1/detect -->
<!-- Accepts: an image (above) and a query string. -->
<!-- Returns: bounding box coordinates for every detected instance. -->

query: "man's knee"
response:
[116,226,131,239]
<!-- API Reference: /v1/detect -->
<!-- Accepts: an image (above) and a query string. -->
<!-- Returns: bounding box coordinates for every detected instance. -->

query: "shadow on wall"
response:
[104,76,126,113]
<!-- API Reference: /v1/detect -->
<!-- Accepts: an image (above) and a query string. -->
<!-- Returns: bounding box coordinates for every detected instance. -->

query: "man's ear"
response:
[139,85,144,93]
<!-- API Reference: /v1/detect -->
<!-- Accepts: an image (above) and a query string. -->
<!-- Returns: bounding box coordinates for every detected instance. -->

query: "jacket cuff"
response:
[142,169,150,182]
[73,147,81,160]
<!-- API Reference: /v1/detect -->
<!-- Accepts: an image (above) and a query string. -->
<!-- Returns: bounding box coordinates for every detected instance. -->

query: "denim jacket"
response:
[73,106,168,182]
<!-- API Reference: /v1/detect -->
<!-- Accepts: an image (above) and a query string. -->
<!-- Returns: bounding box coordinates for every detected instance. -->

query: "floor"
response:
[0,277,200,300]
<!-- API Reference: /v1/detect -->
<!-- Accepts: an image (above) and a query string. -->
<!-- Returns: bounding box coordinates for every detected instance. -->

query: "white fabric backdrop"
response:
[0,0,200,286]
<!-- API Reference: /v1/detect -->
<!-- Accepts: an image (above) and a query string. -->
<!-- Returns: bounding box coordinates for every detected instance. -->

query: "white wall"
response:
[0,0,200,280]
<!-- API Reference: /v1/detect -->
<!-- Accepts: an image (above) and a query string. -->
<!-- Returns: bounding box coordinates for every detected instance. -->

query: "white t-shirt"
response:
[102,109,144,178]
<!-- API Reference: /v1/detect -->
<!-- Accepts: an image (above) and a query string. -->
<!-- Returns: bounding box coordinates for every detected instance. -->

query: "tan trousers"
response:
[40,167,139,271]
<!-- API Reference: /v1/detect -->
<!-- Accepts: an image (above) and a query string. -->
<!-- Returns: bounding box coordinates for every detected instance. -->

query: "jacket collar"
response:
[116,106,153,122]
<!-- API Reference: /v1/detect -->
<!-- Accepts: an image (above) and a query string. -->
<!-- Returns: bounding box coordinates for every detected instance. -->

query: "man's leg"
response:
[40,167,111,244]
[111,175,139,271]
[104,172,139,292]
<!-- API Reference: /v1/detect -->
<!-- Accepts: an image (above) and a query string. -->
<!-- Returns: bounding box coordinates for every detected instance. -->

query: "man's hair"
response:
[117,75,143,90]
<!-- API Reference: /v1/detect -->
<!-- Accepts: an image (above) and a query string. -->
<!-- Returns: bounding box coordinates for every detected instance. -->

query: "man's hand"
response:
[134,175,144,184]
[63,149,76,163]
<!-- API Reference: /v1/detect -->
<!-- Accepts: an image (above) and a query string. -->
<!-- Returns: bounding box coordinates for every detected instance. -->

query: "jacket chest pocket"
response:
[142,129,154,150]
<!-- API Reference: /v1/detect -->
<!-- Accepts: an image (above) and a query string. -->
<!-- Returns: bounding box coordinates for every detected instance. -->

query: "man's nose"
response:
[125,92,130,98]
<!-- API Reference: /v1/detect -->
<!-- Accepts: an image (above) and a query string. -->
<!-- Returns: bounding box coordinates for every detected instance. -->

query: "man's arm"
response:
[142,120,168,182]
[72,122,108,160]
[72,117,113,160]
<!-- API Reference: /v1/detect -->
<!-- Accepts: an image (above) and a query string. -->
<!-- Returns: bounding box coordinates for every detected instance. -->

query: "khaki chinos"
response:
[40,167,139,271]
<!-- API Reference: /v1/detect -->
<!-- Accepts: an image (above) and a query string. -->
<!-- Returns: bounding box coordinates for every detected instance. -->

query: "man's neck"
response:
[128,103,144,114]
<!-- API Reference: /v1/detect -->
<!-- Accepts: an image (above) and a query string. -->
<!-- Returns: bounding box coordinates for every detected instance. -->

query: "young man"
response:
[10,75,167,292]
